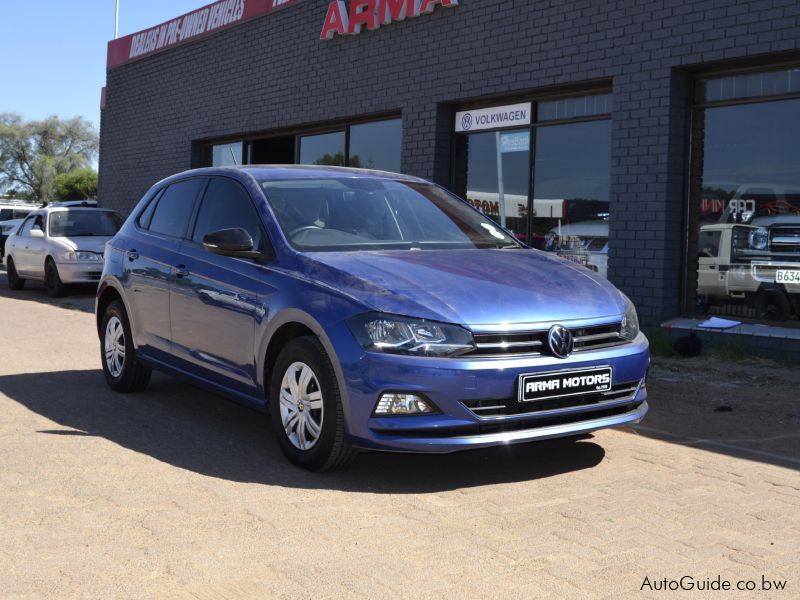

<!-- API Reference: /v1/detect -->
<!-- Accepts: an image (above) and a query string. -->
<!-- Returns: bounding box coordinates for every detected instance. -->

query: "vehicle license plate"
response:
[776,269,800,284]
[518,366,613,403]
[558,252,588,266]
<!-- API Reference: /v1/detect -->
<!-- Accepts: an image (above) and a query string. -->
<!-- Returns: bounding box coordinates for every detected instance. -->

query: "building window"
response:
[688,66,800,325]
[298,131,346,166]
[211,142,244,167]
[533,120,611,277]
[458,129,531,241]
[538,94,613,122]
[298,118,402,171]
[349,119,402,171]
[203,117,402,171]
[454,92,612,275]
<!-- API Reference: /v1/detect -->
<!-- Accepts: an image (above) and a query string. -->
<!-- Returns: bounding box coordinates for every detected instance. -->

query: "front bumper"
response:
[56,261,104,284]
[330,323,650,453]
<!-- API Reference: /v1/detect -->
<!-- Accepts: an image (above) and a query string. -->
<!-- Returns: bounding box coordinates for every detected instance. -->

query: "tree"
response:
[0,113,98,203]
[55,168,98,200]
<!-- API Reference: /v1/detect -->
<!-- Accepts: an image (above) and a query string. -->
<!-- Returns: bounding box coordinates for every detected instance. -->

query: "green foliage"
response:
[55,168,98,200]
[0,113,98,203]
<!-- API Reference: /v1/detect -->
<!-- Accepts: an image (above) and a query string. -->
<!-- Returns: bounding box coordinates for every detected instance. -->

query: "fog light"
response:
[374,393,435,416]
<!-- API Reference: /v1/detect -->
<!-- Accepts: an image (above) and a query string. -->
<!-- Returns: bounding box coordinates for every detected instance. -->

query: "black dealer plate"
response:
[518,366,613,403]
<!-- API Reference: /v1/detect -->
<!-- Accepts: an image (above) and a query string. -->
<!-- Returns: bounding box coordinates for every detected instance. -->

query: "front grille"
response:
[770,226,800,253]
[462,381,641,418]
[466,322,626,358]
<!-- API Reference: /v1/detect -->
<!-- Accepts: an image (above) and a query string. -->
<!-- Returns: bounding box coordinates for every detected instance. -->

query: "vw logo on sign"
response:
[461,113,473,131]
[548,325,574,359]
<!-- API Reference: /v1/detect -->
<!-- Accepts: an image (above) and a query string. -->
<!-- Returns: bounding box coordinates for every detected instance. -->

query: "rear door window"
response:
[146,179,206,238]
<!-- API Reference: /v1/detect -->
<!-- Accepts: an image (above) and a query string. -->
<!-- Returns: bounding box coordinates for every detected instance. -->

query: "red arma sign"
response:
[320,0,460,40]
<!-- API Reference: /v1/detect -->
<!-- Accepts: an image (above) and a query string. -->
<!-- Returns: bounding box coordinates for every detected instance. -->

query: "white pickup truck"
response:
[698,223,800,321]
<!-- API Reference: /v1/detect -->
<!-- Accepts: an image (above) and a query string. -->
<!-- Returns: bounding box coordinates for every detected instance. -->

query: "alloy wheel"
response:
[104,316,126,378]
[279,362,324,451]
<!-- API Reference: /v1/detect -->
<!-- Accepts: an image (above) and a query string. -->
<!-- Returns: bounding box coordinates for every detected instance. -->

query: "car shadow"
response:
[0,268,95,313]
[0,369,606,493]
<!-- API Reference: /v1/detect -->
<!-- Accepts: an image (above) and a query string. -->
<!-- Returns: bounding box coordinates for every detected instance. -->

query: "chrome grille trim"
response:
[465,322,627,358]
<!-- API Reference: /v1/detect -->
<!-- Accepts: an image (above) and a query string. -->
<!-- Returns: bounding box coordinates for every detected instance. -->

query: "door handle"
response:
[127,249,139,261]
[173,264,189,279]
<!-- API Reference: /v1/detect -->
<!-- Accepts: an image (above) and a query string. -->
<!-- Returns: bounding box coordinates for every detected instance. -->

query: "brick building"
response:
[99,0,800,335]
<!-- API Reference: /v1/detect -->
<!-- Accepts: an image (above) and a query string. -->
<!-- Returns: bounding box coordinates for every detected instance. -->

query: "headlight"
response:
[62,251,102,262]
[620,296,640,341]
[348,313,475,357]
[748,227,769,251]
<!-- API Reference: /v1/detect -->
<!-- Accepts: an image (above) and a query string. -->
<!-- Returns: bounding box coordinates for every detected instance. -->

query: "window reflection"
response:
[532,120,611,277]
[459,129,530,241]
[692,97,800,324]
[212,142,244,167]
[349,119,402,171]
[298,131,346,167]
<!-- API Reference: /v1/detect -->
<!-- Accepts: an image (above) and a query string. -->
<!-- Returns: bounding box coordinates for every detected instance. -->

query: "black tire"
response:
[45,258,67,298]
[754,289,791,322]
[100,299,152,393]
[269,336,356,471]
[6,257,25,290]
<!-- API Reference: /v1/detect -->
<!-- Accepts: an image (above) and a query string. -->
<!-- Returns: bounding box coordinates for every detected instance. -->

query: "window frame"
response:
[18,215,36,236]
[684,62,800,314]
[186,175,275,259]
[135,177,208,241]
[199,115,403,170]
[451,88,613,247]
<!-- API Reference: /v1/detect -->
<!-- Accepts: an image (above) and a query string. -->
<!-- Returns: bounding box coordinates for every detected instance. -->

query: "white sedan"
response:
[4,206,123,297]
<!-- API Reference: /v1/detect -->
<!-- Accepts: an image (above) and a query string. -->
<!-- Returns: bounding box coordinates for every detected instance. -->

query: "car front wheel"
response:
[101,299,152,393]
[269,336,355,471]
[45,259,67,298]
[6,257,25,290]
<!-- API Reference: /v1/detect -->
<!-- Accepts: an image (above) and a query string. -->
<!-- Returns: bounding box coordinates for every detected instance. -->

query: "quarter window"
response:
[147,179,205,238]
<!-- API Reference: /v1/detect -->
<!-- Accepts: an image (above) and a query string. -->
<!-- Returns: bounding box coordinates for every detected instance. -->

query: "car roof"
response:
[160,165,429,185]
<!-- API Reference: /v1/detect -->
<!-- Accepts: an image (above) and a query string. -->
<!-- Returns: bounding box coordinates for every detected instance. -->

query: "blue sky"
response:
[1,1,205,132]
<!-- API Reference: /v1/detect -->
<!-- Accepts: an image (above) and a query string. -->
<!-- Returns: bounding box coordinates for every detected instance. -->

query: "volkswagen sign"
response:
[548,325,574,359]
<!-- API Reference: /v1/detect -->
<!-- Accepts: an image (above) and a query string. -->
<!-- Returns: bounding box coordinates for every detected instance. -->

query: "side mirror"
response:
[202,228,268,263]
[29,228,44,238]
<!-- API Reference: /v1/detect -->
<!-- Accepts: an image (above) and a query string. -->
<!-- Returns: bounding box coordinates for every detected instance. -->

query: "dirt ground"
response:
[0,271,797,598]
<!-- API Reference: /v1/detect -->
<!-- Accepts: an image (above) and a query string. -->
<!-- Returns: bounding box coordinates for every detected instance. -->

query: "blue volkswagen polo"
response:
[96,166,649,470]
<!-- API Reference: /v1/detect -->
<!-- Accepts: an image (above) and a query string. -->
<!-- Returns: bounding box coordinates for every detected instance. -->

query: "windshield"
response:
[259,178,521,251]
[48,210,123,237]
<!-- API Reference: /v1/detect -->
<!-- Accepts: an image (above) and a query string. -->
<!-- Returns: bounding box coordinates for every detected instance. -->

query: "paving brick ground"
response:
[0,273,797,598]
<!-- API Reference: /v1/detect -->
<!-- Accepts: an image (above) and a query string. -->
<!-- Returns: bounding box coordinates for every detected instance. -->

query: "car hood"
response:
[53,236,112,253]
[300,249,626,327]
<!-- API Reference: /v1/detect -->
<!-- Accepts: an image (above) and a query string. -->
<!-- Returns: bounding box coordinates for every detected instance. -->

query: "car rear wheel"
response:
[269,336,356,471]
[45,259,67,298]
[6,257,25,290]
[101,299,152,393]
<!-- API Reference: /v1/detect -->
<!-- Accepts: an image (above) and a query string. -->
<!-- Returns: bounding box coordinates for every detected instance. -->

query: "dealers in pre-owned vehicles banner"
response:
[107,0,303,68]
